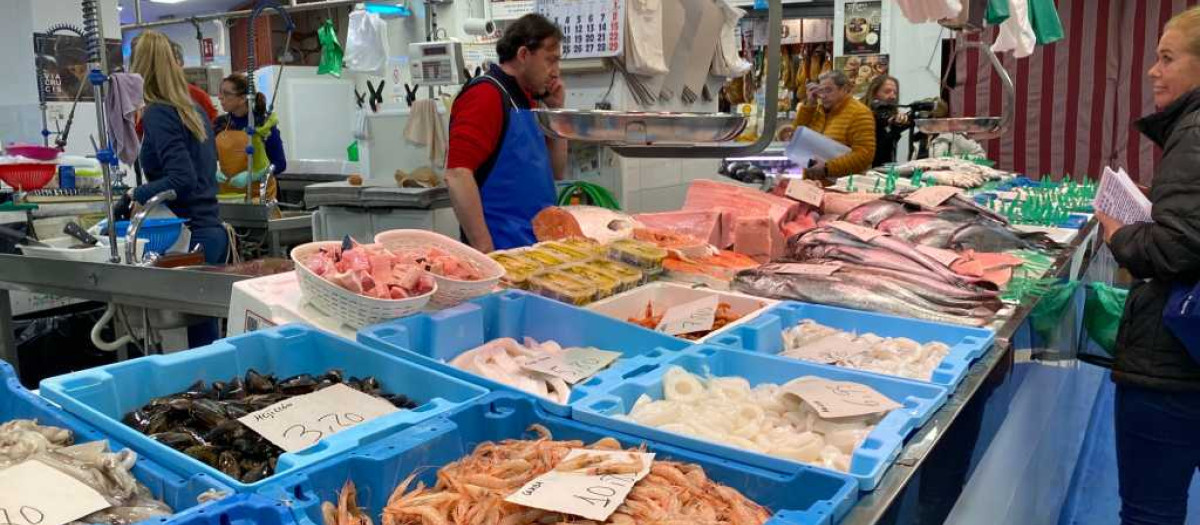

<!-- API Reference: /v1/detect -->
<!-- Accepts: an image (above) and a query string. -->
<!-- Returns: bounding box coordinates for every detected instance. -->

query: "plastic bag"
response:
[344,9,389,76]
[1031,280,1080,341]
[317,19,344,77]
[1084,282,1128,356]
[625,0,668,75]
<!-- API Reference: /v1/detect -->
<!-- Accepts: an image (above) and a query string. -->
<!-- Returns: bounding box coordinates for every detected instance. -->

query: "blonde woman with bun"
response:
[1094,7,1200,524]
[127,30,225,347]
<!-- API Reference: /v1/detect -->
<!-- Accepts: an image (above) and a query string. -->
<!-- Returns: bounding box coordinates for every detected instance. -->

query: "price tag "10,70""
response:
[505,449,655,521]
[0,460,112,525]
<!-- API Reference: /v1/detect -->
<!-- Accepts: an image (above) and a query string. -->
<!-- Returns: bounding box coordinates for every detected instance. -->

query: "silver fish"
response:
[841,199,909,227]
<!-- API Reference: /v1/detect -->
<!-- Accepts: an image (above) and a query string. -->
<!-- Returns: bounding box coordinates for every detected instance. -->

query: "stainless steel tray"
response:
[534,109,747,145]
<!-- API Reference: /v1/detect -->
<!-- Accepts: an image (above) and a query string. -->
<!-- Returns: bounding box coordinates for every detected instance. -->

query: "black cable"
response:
[598,59,618,109]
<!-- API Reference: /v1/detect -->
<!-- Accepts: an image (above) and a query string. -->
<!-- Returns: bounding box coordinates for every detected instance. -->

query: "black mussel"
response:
[181,379,209,399]
[183,445,220,465]
[145,410,173,435]
[190,398,228,428]
[151,431,202,450]
[245,369,276,394]
[224,402,251,420]
[244,393,286,411]
[210,381,228,396]
[320,369,344,384]
[217,451,242,479]
[278,374,319,396]
[205,420,245,445]
[358,376,381,391]
[219,377,247,400]
[231,437,258,456]
[240,460,273,483]
[383,394,418,410]
[166,397,194,412]
[123,409,153,433]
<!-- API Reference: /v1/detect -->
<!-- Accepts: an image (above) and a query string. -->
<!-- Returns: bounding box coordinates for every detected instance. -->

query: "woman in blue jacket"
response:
[130,30,225,346]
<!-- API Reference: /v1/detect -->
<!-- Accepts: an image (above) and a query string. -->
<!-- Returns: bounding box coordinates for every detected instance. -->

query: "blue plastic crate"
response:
[161,494,296,525]
[709,302,996,389]
[108,218,187,254]
[255,392,859,525]
[572,345,949,491]
[0,361,233,525]
[39,325,489,493]
[357,290,692,416]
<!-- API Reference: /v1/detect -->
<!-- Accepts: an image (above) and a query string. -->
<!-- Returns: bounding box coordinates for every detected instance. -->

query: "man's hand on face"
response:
[544,77,565,109]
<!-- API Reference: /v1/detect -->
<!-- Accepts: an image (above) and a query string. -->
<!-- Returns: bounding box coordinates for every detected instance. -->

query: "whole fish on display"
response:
[840,198,909,227]
[733,265,1000,326]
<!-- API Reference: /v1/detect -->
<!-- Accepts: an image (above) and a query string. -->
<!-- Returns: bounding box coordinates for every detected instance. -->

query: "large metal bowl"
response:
[534,109,747,145]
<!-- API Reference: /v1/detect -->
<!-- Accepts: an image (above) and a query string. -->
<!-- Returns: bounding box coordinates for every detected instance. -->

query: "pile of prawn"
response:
[322,425,772,525]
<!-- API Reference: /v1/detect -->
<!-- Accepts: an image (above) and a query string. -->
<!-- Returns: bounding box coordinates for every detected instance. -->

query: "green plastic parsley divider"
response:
[847,175,856,192]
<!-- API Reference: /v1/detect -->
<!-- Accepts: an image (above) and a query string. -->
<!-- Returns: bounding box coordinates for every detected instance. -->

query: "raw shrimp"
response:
[628,301,742,340]
[324,427,771,525]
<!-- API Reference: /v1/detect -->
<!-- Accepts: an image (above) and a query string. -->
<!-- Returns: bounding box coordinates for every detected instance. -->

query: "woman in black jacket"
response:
[1096,7,1200,525]
[862,75,911,167]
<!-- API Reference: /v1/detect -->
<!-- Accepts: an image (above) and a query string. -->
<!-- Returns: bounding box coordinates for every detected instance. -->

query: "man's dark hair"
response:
[496,14,563,63]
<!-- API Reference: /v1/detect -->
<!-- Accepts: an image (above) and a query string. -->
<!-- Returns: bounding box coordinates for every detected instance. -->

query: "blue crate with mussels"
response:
[709,302,996,389]
[255,392,859,525]
[39,325,489,493]
[358,290,692,416]
[0,361,234,525]
[573,345,949,490]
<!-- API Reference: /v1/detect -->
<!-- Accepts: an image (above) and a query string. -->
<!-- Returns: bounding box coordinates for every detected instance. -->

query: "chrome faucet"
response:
[126,189,176,264]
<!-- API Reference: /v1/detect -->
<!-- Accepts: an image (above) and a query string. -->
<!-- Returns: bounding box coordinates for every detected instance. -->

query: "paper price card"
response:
[765,263,842,276]
[655,295,720,336]
[523,347,622,384]
[506,449,655,521]
[239,383,399,453]
[0,460,112,525]
[781,377,902,419]
[830,221,884,243]
[904,186,963,209]
[785,179,825,207]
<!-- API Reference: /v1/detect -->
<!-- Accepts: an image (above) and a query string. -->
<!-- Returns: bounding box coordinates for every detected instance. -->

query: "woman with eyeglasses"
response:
[213,73,287,201]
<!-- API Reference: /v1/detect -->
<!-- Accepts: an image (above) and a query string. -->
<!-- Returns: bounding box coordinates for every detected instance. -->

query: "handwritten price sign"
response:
[781,377,901,419]
[0,460,111,525]
[523,347,621,384]
[239,383,399,452]
[506,449,654,520]
[655,295,720,336]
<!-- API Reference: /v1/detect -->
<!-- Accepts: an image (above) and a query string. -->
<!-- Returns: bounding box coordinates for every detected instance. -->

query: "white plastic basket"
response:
[290,241,435,328]
[374,229,505,307]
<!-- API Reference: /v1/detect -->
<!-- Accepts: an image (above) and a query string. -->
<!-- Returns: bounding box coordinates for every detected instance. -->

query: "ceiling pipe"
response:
[120,0,361,31]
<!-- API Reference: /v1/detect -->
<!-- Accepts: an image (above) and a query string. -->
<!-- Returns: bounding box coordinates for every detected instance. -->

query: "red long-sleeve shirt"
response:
[446,76,535,174]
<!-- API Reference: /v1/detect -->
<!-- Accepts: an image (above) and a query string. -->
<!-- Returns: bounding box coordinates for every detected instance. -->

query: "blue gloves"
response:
[228,167,270,188]
[215,169,228,184]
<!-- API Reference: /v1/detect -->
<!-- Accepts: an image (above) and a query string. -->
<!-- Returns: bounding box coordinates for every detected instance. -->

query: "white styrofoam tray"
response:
[586,281,777,342]
[18,236,146,263]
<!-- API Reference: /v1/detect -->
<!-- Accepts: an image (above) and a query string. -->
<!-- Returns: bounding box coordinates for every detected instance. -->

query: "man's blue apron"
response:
[475,76,556,250]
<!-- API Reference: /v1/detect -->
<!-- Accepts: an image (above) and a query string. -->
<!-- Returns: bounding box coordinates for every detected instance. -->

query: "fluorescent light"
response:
[149,0,188,4]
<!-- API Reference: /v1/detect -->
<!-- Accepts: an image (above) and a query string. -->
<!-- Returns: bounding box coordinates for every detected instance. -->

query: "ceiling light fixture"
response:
[148,0,189,4]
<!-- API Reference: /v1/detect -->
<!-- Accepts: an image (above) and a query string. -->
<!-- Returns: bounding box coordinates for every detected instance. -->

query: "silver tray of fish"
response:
[915,117,1004,136]
[534,109,747,145]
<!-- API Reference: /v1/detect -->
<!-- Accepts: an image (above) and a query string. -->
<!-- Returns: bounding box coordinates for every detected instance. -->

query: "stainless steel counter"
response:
[840,219,1100,525]
[0,254,249,376]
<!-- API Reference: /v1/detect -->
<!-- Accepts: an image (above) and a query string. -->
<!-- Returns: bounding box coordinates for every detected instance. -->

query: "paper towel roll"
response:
[463,18,496,36]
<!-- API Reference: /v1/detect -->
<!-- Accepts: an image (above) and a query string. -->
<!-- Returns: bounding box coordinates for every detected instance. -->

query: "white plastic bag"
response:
[353,106,369,141]
[711,0,751,78]
[344,10,390,76]
[625,0,668,75]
